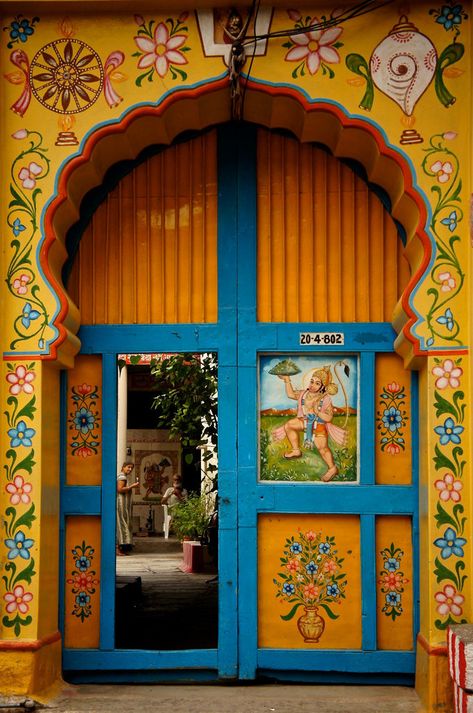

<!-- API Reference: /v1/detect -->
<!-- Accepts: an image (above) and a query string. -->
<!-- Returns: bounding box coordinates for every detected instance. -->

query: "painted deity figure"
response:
[272,366,348,482]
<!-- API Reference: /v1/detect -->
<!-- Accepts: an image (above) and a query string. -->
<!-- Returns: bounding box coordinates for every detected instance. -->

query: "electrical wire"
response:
[231,0,394,119]
[241,0,394,46]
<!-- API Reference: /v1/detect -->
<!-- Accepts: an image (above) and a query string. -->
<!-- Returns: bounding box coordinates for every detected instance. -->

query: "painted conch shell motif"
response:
[370,16,437,116]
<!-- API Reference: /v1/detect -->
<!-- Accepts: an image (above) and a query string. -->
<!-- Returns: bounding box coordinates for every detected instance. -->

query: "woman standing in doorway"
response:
[116,462,139,555]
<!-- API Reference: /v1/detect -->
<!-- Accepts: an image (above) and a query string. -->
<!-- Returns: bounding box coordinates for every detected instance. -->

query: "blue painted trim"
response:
[359,352,375,485]
[216,124,242,677]
[234,125,259,681]
[65,669,221,684]
[240,486,416,520]
[100,353,118,650]
[257,670,415,685]
[61,486,101,514]
[79,324,224,352]
[58,369,68,637]
[238,525,258,680]
[216,368,238,678]
[257,649,415,672]
[63,648,218,670]
[238,322,398,364]
[361,514,377,651]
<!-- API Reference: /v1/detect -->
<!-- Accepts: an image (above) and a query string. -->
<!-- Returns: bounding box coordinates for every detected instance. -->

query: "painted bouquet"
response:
[273,529,347,642]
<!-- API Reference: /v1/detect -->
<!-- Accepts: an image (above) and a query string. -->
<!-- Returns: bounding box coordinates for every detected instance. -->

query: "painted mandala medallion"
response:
[29,38,104,114]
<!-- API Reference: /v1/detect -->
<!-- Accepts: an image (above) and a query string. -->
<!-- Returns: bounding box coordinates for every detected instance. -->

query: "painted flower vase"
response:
[297,606,325,642]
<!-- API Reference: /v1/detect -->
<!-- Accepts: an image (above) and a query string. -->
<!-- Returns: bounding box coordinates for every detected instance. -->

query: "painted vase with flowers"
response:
[273,529,347,642]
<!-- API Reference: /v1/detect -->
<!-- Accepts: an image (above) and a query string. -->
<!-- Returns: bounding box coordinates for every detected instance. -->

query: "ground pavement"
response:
[45,683,422,713]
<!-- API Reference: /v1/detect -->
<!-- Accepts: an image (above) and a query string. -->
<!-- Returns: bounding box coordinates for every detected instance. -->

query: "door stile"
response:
[99,352,118,650]
[225,123,259,680]
[359,352,376,486]
[361,513,377,651]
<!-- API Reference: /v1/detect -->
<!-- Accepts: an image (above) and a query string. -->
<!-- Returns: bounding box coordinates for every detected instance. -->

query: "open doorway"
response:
[114,353,218,650]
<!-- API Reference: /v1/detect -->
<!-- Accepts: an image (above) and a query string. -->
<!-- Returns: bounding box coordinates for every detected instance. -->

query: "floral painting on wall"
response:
[259,355,358,483]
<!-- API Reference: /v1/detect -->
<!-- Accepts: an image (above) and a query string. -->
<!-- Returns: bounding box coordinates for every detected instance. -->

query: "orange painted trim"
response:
[417,633,448,657]
[0,630,61,651]
[31,76,452,361]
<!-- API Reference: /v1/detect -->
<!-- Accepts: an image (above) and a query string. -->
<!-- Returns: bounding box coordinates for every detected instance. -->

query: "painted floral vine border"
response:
[422,132,465,349]
[3,363,37,636]
[431,357,467,629]
[66,540,99,621]
[6,129,50,353]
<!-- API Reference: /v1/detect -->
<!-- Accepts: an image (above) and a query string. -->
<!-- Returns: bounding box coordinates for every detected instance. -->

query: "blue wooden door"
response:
[231,126,419,683]
[61,124,418,681]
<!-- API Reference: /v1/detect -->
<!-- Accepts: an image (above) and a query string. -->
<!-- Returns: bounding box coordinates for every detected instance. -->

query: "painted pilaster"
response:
[416,355,471,710]
[0,360,62,698]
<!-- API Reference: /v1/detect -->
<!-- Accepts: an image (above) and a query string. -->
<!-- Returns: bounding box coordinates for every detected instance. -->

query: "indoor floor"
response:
[115,535,218,650]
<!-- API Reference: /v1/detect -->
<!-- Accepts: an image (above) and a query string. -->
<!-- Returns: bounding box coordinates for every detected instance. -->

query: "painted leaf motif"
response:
[347,77,365,86]
[42,85,58,101]
[75,85,90,101]
[33,72,54,82]
[61,88,71,110]
[76,54,95,68]
[110,71,127,82]
[4,71,25,84]
[78,73,100,83]
[64,41,73,62]
[444,67,464,78]
[41,51,58,67]
[318,602,339,619]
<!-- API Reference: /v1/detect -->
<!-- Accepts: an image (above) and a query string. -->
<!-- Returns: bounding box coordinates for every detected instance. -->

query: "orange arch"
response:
[41,77,433,366]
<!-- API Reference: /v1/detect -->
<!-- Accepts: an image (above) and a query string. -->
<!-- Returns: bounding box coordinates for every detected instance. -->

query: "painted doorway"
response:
[60,123,418,681]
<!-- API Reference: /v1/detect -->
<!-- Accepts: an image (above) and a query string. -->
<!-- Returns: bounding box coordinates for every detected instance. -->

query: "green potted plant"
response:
[171,492,211,542]
[171,493,212,572]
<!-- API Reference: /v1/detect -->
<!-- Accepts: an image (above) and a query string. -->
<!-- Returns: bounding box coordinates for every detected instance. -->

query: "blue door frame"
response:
[60,124,418,681]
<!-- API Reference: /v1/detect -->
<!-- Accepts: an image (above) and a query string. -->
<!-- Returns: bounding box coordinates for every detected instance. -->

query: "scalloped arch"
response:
[41,77,432,367]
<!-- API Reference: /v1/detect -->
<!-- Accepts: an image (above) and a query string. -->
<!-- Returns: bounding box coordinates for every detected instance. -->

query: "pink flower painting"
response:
[6,365,35,395]
[18,161,42,189]
[434,472,462,503]
[6,475,33,506]
[431,160,453,183]
[4,585,33,614]
[432,359,463,389]
[435,584,464,617]
[284,13,343,78]
[134,17,189,84]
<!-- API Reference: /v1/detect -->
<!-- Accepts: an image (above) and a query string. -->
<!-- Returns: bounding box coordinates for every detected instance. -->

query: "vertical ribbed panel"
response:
[68,131,218,324]
[257,130,409,323]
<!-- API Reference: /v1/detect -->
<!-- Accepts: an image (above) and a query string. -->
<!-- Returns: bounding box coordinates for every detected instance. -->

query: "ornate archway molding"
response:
[41,76,437,367]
